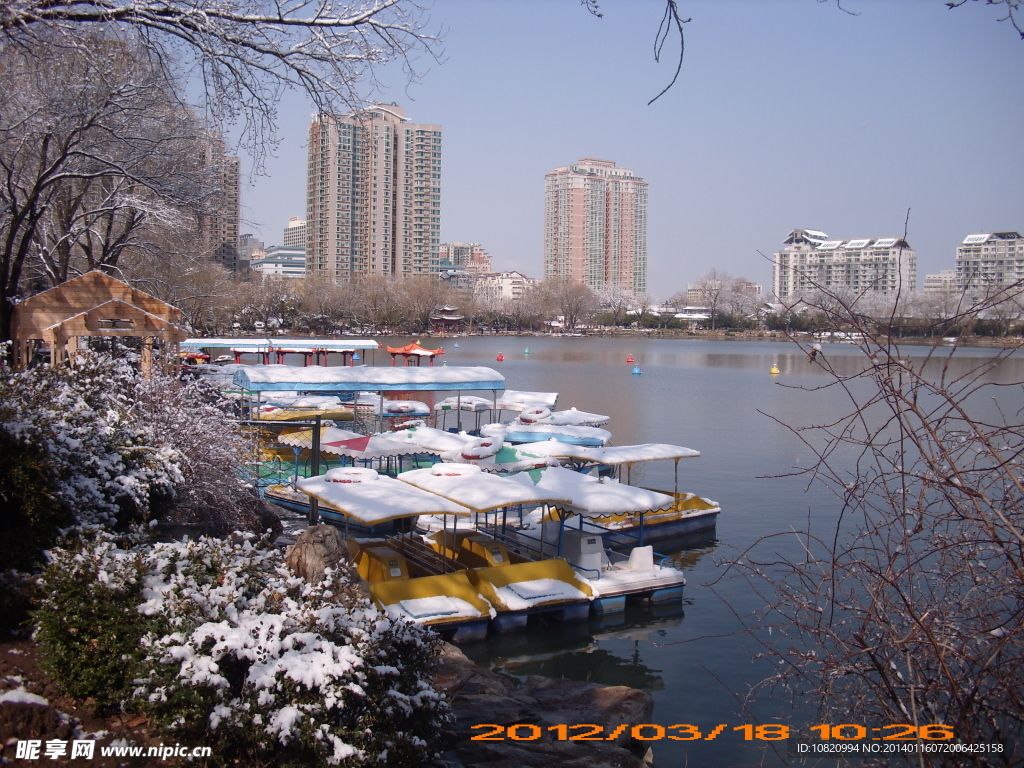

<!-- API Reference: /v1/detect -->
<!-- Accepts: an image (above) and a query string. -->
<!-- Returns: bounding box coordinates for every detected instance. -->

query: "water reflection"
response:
[459,602,685,693]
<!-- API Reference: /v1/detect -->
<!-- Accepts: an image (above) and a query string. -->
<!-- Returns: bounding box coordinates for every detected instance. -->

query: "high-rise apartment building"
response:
[544,159,647,294]
[203,137,241,271]
[954,232,1024,303]
[306,104,441,282]
[772,229,916,301]
[283,217,307,250]
[439,242,491,274]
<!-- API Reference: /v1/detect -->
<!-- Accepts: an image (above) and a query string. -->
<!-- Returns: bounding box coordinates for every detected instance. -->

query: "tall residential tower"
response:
[306,104,441,282]
[544,159,648,294]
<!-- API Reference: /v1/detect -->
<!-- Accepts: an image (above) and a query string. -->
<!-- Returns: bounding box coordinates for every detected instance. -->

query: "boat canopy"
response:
[398,463,571,513]
[232,364,504,392]
[495,390,558,411]
[182,337,380,351]
[506,465,675,517]
[298,469,471,525]
[384,424,478,455]
[492,441,700,465]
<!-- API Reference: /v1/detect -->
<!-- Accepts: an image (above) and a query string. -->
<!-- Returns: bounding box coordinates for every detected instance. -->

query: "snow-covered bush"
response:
[37,529,449,765]
[0,352,269,574]
[0,355,181,557]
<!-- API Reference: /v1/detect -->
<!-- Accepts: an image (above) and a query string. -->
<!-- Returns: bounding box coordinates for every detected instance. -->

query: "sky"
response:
[236,0,1024,299]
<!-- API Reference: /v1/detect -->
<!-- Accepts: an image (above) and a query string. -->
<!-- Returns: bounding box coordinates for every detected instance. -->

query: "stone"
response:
[431,643,657,768]
[285,524,347,583]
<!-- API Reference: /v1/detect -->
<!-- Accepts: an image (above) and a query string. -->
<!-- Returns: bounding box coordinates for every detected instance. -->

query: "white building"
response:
[954,232,1024,303]
[474,271,536,303]
[307,104,441,282]
[283,217,307,249]
[250,245,306,279]
[772,228,916,301]
[923,269,956,295]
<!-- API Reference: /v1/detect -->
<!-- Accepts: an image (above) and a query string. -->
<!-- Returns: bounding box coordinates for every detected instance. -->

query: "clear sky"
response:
[237,0,1024,299]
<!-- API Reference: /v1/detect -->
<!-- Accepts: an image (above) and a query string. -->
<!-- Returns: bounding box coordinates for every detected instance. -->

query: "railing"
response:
[387,531,466,575]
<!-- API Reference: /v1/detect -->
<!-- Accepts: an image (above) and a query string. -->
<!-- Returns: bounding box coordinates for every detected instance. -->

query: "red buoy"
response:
[496,353,505,362]
[626,355,635,364]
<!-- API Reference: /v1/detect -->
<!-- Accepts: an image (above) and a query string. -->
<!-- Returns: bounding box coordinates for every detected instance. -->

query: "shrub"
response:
[37,529,449,765]
[134,534,448,767]
[34,528,152,708]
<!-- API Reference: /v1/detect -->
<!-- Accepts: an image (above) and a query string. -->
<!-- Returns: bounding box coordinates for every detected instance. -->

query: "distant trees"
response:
[535,277,598,332]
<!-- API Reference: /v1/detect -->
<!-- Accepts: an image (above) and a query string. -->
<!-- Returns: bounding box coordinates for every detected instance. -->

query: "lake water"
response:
[365,335,1019,767]
[240,334,1020,765]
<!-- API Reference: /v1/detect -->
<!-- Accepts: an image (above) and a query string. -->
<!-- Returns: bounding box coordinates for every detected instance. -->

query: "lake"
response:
[362,335,1020,767]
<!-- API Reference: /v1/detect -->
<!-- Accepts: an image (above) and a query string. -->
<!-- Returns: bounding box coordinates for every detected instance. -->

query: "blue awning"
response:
[232,364,505,392]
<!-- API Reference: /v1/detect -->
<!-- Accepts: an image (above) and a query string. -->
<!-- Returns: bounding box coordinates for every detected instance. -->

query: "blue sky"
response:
[238,0,1024,298]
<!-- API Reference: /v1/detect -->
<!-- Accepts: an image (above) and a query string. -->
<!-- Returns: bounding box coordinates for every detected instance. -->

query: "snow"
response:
[384,425,476,454]
[433,395,493,412]
[503,423,612,445]
[232,365,504,392]
[492,578,587,611]
[398,464,572,512]
[385,596,483,621]
[506,466,675,517]
[298,472,471,524]
[0,688,49,706]
[495,390,558,411]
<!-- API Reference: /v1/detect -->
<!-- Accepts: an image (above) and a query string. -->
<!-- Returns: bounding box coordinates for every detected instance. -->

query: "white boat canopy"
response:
[398,463,572,513]
[182,337,380,351]
[232,364,505,392]
[502,422,613,445]
[495,390,559,411]
[506,465,675,518]
[384,424,478,455]
[297,468,471,525]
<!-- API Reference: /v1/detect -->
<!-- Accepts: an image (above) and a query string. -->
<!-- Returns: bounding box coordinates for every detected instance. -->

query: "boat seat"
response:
[625,546,655,571]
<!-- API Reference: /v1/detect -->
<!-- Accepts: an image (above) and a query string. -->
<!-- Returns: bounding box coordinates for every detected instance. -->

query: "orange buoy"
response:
[496,353,504,362]
[626,354,635,364]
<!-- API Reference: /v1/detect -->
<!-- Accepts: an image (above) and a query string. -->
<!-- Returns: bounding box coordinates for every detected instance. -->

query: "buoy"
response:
[524,348,530,355]
[442,361,448,366]
[454,342,460,348]
[353,352,360,361]
[626,355,635,364]
[632,365,642,375]
[496,353,504,362]
[770,365,780,375]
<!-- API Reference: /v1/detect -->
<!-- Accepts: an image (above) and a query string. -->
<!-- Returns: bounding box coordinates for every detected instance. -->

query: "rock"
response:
[252,498,285,541]
[285,524,347,583]
[432,643,657,768]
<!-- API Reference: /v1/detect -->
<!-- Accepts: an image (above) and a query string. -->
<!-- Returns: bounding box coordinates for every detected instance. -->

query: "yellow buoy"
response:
[770,365,780,375]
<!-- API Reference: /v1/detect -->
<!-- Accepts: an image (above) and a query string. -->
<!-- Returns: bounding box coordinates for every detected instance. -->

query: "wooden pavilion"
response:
[10,271,188,375]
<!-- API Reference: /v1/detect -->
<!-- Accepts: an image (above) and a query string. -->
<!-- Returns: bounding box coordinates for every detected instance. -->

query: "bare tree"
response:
[536,277,597,333]
[0,38,210,344]
[399,275,452,333]
[727,281,1024,765]
[0,0,440,161]
[692,269,730,330]
[596,282,635,327]
[353,273,402,333]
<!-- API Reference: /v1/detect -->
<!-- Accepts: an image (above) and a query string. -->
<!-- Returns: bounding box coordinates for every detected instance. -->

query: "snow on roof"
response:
[384,596,483,622]
[816,240,844,250]
[182,337,379,350]
[398,464,571,512]
[506,466,675,517]
[586,443,700,464]
[297,472,470,524]
[434,395,494,412]
[495,390,559,411]
[844,239,871,249]
[232,364,504,392]
[503,423,612,445]
[384,425,477,455]
[872,237,898,248]
[514,408,610,427]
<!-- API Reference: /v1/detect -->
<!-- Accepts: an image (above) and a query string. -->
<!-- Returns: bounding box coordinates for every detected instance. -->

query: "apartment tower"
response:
[544,159,648,294]
[772,229,916,301]
[202,136,241,271]
[307,104,441,281]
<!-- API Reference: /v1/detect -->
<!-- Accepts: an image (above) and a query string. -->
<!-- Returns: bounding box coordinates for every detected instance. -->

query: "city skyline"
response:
[235,0,1024,297]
